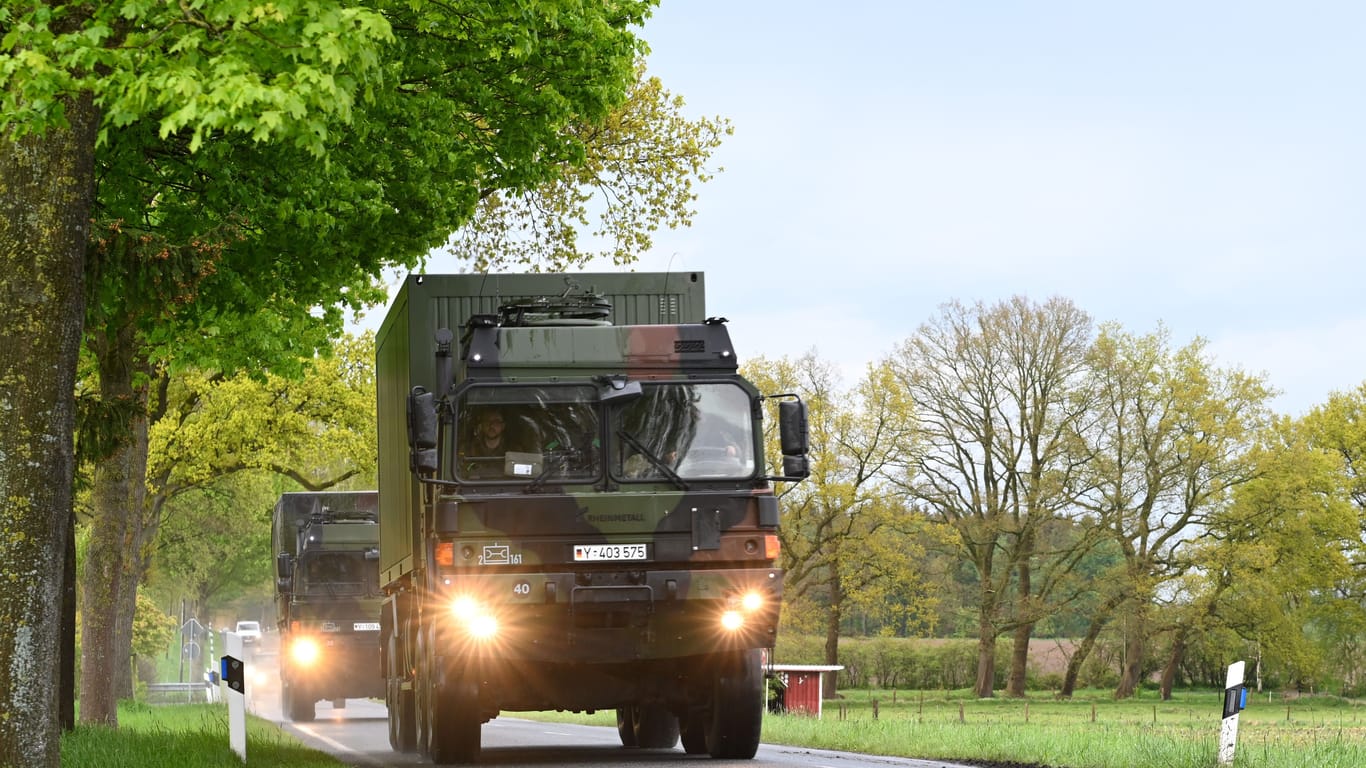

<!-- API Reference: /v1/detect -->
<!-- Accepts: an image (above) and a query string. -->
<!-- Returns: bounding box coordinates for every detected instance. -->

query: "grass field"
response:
[528,687,1366,768]
[61,689,1366,768]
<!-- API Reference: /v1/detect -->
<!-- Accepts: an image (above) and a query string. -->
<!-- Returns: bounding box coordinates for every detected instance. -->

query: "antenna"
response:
[663,252,678,320]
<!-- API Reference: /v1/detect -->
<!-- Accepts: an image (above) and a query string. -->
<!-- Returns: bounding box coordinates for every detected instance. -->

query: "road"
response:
[243,636,975,768]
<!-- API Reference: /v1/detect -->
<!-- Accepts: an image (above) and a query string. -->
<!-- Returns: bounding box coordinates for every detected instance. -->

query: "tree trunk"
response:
[1005,554,1034,698]
[61,511,78,731]
[973,574,1000,698]
[114,412,150,700]
[1059,616,1103,697]
[1006,622,1033,698]
[1159,624,1188,701]
[1059,589,1124,698]
[823,568,843,698]
[0,93,97,767]
[1114,603,1148,699]
[80,323,148,724]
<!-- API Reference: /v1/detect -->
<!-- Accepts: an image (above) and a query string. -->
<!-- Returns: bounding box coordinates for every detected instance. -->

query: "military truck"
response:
[376,272,809,763]
[272,491,386,721]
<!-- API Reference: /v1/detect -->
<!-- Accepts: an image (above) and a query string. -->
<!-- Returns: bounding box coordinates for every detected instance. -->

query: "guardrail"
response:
[146,680,217,704]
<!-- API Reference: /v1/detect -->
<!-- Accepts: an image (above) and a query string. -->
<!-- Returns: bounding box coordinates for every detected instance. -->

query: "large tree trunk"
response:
[1159,624,1188,701]
[1059,613,1106,698]
[80,323,148,724]
[62,512,78,731]
[1059,590,1124,698]
[114,410,151,700]
[1006,622,1033,698]
[0,94,97,767]
[113,422,150,699]
[973,572,1001,698]
[1005,554,1034,698]
[1114,602,1148,699]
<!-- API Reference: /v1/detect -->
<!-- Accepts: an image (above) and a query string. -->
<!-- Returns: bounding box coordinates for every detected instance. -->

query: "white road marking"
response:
[293,724,359,756]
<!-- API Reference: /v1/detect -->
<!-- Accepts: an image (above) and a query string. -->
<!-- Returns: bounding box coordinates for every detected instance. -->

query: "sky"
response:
[359,2,1366,417]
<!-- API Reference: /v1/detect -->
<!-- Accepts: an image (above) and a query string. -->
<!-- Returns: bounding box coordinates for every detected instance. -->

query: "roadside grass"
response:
[61,701,346,768]
[523,687,1366,768]
[61,689,1366,768]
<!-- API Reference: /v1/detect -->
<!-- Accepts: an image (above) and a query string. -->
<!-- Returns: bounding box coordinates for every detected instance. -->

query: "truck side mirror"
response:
[276,552,294,591]
[779,400,809,456]
[782,455,810,480]
[408,387,439,475]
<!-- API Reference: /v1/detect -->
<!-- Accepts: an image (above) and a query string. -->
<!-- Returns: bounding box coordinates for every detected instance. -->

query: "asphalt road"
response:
[244,635,976,768]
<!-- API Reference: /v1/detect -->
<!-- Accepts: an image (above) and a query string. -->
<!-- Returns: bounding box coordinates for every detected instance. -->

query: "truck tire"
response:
[615,707,638,747]
[284,682,316,723]
[428,676,480,764]
[679,709,708,754]
[706,649,763,759]
[632,704,680,749]
[387,632,416,753]
[421,627,480,765]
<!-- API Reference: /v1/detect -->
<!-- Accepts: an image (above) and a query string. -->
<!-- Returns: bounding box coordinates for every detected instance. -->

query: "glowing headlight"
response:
[720,610,745,631]
[740,591,764,612]
[467,614,499,639]
[451,596,499,639]
[290,637,321,666]
[451,596,481,620]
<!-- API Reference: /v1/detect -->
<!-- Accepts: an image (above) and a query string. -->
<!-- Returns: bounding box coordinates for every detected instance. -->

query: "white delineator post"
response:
[221,632,246,762]
[1218,660,1247,765]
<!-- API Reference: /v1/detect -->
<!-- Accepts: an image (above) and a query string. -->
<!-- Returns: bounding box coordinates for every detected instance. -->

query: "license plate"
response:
[353,622,380,632]
[573,543,648,562]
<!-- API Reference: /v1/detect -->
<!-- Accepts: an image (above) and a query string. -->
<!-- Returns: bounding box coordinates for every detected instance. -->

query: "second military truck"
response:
[273,491,386,721]
[376,273,809,763]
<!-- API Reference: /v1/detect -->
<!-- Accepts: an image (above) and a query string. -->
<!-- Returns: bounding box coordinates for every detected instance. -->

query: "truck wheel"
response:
[679,709,708,754]
[422,626,480,765]
[615,707,638,747]
[706,649,763,759]
[284,682,315,722]
[428,676,480,764]
[632,704,680,749]
[387,678,417,752]
[387,632,416,753]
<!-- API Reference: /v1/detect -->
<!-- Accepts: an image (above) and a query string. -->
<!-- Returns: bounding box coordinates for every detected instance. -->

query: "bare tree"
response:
[887,296,1097,698]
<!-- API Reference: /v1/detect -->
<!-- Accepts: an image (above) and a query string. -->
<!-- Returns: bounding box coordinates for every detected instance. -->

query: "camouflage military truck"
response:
[376,272,809,764]
[272,491,386,721]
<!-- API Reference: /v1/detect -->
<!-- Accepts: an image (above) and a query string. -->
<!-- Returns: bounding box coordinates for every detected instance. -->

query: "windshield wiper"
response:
[617,430,689,491]
[524,452,564,494]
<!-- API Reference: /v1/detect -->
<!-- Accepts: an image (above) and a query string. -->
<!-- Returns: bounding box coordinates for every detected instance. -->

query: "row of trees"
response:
[131,294,1366,712]
[762,296,1365,700]
[2,4,734,767]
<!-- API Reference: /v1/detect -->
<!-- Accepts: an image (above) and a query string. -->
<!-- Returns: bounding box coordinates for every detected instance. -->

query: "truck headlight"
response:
[720,610,745,631]
[290,637,321,666]
[720,589,767,632]
[451,596,499,639]
[740,591,764,612]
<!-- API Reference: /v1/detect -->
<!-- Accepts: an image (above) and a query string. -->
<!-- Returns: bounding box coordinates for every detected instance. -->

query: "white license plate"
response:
[353,622,380,632]
[573,543,648,562]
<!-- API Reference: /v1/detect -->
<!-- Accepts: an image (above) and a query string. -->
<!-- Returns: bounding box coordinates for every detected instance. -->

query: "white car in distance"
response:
[234,620,262,645]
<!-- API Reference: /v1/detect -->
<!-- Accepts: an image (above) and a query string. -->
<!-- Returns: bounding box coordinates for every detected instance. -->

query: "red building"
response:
[768,664,843,718]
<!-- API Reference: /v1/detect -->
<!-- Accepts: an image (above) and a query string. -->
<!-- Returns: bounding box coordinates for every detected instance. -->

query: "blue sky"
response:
[379,2,1366,416]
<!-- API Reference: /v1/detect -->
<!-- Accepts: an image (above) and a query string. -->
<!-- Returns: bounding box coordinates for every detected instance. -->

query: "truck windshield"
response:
[301,553,370,596]
[454,385,602,483]
[613,382,756,482]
